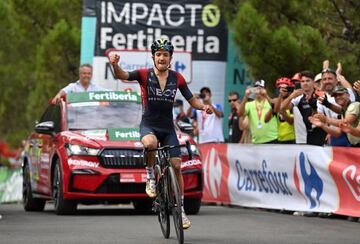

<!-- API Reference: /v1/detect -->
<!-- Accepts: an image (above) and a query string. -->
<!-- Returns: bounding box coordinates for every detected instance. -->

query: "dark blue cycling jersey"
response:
[128,68,193,127]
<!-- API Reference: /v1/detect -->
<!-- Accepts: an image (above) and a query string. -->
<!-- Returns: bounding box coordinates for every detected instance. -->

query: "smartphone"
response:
[294,82,301,89]
[199,93,206,99]
[286,86,295,92]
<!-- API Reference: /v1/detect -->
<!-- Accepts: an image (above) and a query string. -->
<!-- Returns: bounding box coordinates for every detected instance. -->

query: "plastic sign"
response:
[108,128,140,141]
[67,91,141,104]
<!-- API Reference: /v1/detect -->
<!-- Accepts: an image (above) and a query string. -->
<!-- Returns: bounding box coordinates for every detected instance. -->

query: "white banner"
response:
[200,144,342,213]
[227,144,338,212]
[93,55,226,106]
[93,50,192,91]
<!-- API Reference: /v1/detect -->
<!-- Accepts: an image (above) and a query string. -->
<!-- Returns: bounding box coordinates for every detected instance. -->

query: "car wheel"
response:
[184,198,201,215]
[53,160,77,215]
[133,199,153,212]
[23,164,46,211]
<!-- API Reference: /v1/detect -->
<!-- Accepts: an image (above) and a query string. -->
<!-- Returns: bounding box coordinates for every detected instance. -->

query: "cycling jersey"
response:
[128,68,193,127]
[128,68,193,157]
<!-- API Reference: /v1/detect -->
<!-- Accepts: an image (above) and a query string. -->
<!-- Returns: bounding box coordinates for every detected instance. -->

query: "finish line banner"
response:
[83,0,228,105]
[95,0,227,60]
[200,144,360,217]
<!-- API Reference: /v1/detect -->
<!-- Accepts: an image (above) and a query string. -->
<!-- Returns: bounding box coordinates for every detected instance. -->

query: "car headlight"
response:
[180,144,200,156]
[66,144,100,156]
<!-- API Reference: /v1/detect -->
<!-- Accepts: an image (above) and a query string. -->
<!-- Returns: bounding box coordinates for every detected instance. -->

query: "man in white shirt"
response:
[194,87,224,143]
[52,64,104,103]
[317,68,356,146]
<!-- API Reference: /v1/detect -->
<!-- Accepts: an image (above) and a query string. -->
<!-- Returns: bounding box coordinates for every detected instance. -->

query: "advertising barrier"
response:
[0,167,22,203]
[200,144,360,217]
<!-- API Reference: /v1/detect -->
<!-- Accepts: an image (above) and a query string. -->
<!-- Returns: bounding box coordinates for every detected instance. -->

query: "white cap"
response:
[254,79,265,87]
[315,73,322,82]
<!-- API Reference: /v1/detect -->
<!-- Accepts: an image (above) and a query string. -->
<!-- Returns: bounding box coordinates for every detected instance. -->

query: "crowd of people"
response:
[175,61,360,148]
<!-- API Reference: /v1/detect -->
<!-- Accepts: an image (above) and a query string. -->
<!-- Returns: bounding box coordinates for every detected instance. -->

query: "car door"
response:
[35,104,61,195]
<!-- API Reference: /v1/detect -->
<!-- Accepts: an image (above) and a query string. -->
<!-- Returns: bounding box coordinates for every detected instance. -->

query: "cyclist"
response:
[108,39,212,229]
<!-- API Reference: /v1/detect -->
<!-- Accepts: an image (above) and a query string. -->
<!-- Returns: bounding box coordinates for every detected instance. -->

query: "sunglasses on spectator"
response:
[228,99,238,103]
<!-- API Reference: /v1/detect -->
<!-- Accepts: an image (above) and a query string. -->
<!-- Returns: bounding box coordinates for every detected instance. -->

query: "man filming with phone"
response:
[281,71,326,145]
[237,80,278,144]
[272,77,296,143]
[193,87,224,143]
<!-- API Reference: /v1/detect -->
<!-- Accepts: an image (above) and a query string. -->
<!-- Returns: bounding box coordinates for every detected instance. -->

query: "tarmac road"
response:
[0,203,359,244]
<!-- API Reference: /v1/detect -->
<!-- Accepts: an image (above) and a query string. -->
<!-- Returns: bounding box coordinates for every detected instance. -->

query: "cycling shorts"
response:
[140,122,181,158]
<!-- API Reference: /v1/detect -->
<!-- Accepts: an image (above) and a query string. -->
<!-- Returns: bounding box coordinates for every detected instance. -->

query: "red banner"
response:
[200,144,230,204]
[331,147,360,217]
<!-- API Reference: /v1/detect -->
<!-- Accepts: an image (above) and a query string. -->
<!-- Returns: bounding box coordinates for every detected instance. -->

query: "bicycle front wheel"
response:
[168,167,184,244]
[154,164,170,239]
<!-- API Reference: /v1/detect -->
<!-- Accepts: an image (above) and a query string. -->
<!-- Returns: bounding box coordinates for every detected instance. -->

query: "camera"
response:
[199,93,206,99]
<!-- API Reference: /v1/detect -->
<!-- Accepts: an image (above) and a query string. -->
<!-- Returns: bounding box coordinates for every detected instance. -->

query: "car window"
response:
[38,104,61,133]
[39,106,53,123]
[67,102,141,130]
[52,105,61,133]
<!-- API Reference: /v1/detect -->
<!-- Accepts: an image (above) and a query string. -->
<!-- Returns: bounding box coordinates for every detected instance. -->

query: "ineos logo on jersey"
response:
[148,87,176,98]
[203,147,222,198]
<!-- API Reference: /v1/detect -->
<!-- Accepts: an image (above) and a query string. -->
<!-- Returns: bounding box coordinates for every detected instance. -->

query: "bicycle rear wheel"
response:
[168,167,184,244]
[154,164,170,238]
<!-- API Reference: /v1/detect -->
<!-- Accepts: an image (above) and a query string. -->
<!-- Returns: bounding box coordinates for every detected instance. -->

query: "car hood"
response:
[61,128,195,149]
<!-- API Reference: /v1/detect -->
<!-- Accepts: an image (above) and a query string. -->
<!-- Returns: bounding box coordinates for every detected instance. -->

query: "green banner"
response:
[67,91,141,104]
[223,31,252,140]
[108,128,141,141]
[0,167,22,203]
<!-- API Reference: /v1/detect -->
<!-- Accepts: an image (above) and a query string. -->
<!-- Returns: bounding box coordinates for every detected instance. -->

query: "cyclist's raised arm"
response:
[109,53,129,80]
[176,73,212,114]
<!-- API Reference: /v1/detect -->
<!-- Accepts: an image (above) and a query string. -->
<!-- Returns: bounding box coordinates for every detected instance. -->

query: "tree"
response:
[0,0,81,146]
[215,0,360,90]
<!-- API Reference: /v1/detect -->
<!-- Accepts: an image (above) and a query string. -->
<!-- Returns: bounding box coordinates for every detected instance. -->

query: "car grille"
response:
[99,148,144,169]
[96,174,145,194]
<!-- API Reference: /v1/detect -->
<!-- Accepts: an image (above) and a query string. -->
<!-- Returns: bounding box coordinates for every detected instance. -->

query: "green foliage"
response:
[0,0,81,147]
[215,0,360,90]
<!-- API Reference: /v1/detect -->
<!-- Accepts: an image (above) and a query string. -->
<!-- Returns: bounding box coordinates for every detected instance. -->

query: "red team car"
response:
[22,91,203,215]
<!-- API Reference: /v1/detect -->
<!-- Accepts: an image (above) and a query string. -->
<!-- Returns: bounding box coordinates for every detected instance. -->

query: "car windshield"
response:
[67,102,142,130]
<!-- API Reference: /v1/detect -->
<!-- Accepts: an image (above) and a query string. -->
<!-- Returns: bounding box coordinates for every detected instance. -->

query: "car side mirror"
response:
[177,121,194,136]
[35,121,55,136]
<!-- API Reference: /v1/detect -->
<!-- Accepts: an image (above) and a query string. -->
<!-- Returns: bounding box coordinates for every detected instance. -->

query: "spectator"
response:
[52,64,104,103]
[309,86,352,147]
[173,99,190,123]
[281,71,327,146]
[291,72,302,89]
[237,80,278,144]
[194,87,224,143]
[273,77,295,143]
[228,91,245,143]
[317,66,356,146]
[314,73,322,90]
[290,72,307,144]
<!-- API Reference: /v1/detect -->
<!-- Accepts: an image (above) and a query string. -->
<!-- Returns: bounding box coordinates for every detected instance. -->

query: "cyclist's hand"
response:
[109,53,120,65]
[203,105,213,114]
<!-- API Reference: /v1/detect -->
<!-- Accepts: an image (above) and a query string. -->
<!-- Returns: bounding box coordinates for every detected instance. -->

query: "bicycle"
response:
[144,141,193,244]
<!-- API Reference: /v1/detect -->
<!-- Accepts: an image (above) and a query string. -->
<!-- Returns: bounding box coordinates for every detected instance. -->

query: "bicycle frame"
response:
[143,141,192,244]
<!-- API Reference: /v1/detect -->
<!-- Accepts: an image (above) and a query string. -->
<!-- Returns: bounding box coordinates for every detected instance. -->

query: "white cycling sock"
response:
[146,166,154,179]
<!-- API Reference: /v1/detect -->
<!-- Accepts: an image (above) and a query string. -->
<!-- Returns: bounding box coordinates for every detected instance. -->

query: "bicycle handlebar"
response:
[144,140,193,160]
